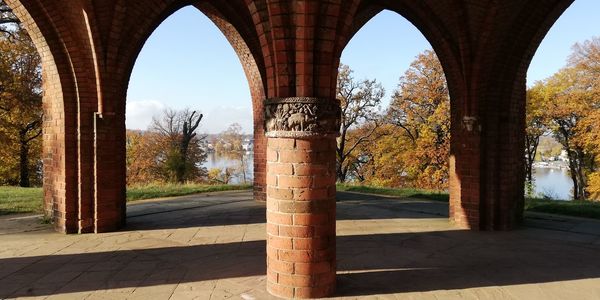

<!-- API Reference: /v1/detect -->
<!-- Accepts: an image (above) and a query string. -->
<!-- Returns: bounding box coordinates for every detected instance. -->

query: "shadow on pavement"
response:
[124,191,447,231]
[2,229,600,298]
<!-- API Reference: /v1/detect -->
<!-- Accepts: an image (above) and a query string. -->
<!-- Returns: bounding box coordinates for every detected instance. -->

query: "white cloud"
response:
[126,100,165,130]
[201,106,253,134]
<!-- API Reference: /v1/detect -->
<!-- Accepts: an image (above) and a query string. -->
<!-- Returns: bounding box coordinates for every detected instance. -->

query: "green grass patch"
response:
[525,197,600,220]
[5,183,600,221]
[0,186,43,216]
[336,184,450,202]
[0,184,252,216]
[337,184,600,220]
[126,183,252,202]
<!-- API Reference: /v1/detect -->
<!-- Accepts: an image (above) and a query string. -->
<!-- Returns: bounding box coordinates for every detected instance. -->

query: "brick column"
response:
[94,112,127,232]
[264,97,340,298]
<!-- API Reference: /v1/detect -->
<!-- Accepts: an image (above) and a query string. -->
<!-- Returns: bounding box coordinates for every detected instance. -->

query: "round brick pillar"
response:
[266,137,337,298]
[264,97,340,298]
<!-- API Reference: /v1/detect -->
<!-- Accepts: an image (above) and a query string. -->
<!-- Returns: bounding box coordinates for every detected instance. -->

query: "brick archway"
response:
[346,0,577,231]
[116,0,269,226]
[2,0,582,298]
[5,0,267,234]
[344,2,474,228]
[90,1,270,233]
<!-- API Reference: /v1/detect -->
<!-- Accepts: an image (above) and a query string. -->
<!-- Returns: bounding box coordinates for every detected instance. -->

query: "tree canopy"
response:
[0,23,42,186]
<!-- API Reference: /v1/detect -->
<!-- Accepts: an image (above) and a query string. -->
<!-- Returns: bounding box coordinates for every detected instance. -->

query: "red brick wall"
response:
[3,0,579,297]
[266,138,337,298]
[352,0,575,230]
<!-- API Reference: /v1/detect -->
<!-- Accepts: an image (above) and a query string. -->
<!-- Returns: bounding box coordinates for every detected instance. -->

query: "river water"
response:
[203,152,254,184]
[204,153,574,200]
[533,167,573,200]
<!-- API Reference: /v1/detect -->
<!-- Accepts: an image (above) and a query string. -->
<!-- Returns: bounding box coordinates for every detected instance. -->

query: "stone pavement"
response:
[1,190,600,299]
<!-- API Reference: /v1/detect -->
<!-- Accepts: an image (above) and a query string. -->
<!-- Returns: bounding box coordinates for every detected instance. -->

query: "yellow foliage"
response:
[351,50,450,191]
[0,29,43,186]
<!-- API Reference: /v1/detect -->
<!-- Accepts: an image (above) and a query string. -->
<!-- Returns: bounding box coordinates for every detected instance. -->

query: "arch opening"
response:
[525,0,600,203]
[121,4,266,229]
[336,8,454,217]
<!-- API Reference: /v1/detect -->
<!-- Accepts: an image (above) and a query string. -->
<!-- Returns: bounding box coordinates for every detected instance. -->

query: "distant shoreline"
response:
[533,161,569,170]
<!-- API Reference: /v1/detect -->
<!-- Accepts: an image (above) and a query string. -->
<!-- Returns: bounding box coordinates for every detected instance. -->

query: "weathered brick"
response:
[268,211,293,225]
[24,0,558,297]
[267,282,294,299]
[279,225,314,238]
[278,175,312,188]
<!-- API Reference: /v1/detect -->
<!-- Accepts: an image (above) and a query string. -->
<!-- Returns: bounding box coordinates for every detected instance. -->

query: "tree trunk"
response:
[336,161,347,183]
[569,152,585,200]
[570,169,580,200]
[575,149,587,200]
[524,134,540,184]
[19,141,30,187]
[240,153,247,184]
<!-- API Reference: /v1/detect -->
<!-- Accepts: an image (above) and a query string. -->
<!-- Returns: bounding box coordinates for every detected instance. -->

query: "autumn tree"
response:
[577,110,600,200]
[0,27,42,187]
[336,63,384,182]
[151,108,207,183]
[531,67,595,200]
[524,87,547,184]
[567,37,600,200]
[125,130,165,184]
[351,124,411,187]
[207,167,235,185]
[569,37,600,95]
[126,108,208,184]
[0,1,20,35]
[386,50,450,190]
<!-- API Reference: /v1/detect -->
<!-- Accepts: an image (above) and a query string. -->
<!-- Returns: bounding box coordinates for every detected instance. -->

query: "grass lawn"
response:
[126,183,252,201]
[337,184,450,202]
[525,197,600,220]
[0,186,43,216]
[337,184,600,221]
[3,183,600,221]
[0,184,252,216]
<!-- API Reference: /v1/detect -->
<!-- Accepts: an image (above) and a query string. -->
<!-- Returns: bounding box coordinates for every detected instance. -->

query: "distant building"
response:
[559,150,569,162]
[242,138,254,152]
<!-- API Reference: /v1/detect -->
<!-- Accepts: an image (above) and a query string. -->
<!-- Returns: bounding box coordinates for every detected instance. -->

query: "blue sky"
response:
[127,0,600,133]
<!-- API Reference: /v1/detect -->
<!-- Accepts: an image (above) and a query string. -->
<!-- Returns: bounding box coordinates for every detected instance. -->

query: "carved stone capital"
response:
[264,97,341,139]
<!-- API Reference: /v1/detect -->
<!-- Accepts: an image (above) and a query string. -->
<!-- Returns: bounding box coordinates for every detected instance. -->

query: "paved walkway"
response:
[1,190,600,299]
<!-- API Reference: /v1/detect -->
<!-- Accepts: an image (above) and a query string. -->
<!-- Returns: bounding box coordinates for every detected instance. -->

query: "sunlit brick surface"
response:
[0,0,579,297]
[266,138,337,298]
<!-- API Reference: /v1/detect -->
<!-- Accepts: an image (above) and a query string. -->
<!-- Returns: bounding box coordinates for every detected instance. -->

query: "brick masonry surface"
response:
[3,0,576,298]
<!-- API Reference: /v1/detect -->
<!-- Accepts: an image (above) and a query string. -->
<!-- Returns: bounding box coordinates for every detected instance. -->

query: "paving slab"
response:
[1,190,600,299]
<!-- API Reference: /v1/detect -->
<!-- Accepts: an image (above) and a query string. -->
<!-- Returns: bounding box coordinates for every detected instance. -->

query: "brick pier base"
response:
[266,137,337,298]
